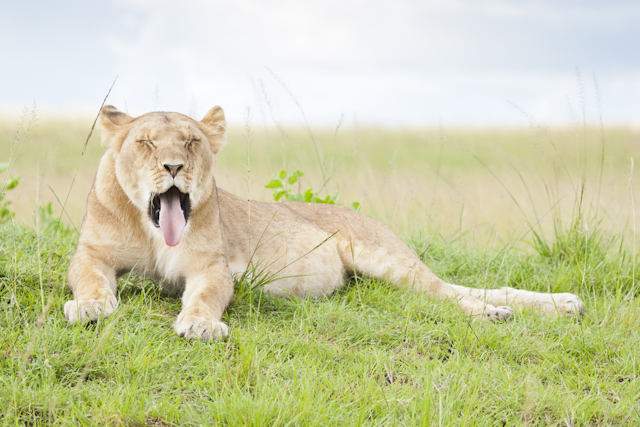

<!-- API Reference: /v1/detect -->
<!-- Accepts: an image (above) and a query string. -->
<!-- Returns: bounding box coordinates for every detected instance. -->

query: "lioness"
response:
[64,106,584,340]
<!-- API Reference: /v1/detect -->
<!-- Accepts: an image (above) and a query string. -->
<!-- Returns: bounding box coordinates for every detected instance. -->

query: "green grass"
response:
[2,224,640,426]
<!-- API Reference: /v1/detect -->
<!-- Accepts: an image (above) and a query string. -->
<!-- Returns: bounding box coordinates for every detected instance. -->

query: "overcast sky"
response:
[1,0,638,126]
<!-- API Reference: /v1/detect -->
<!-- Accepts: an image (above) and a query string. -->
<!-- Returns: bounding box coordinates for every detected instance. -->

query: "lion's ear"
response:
[198,106,226,154]
[99,105,134,144]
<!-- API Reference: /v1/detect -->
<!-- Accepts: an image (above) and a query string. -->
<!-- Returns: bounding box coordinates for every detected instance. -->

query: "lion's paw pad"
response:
[173,317,228,341]
[64,297,117,323]
[485,305,514,321]
[555,294,585,317]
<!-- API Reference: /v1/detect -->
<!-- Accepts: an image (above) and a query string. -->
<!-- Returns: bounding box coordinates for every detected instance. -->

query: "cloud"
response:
[1,0,638,125]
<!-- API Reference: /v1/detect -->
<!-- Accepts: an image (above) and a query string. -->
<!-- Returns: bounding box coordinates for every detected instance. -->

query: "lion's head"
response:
[99,105,226,246]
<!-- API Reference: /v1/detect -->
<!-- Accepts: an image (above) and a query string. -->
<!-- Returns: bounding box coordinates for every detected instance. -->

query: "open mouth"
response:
[150,186,190,246]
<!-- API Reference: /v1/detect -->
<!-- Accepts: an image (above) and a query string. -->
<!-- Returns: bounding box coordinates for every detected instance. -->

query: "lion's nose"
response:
[164,163,183,178]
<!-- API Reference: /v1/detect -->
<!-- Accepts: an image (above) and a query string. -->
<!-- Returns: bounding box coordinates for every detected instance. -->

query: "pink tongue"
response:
[159,189,186,246]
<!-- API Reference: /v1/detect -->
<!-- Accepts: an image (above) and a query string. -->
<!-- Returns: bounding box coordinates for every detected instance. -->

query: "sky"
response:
[1,0,639,127]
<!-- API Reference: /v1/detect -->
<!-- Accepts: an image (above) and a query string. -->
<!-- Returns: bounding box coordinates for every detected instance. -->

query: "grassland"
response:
[1,111,640,425]
[2,113,639,244]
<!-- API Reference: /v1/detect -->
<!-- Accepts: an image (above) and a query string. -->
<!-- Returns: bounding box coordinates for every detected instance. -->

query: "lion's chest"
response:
[153,243,188,281]
[125,239,188,288]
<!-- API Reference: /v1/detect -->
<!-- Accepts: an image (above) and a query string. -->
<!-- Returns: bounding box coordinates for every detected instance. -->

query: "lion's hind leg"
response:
[448,284,584,317]
[339,239,513,320]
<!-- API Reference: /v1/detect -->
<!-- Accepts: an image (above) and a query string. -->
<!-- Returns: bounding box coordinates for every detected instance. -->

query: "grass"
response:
[2,224,640,426]
[1,108,640,425]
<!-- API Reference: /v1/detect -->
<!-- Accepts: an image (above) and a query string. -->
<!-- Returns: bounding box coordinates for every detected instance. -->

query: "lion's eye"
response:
[138,140,155,147]
[186,138,198,148]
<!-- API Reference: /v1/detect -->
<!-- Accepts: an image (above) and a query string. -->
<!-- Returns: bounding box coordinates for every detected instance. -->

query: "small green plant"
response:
[37,202,74,236]
[0,161,74,234]
[265,169,360,211]
[0,162,20,222]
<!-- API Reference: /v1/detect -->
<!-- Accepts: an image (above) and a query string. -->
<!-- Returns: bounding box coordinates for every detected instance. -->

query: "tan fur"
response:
[65,106,585,341]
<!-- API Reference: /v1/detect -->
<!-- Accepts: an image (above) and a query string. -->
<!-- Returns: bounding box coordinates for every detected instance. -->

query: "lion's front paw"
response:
[64,295,117,323]
[485,304,514,321]
[173,315,228,341]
